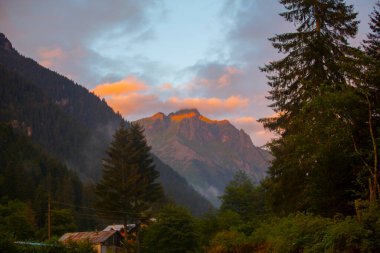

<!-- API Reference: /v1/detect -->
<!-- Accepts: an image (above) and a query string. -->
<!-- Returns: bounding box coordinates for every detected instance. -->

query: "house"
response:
[103,224,138,246]
[59,230,122,253]
[103,224,136,238]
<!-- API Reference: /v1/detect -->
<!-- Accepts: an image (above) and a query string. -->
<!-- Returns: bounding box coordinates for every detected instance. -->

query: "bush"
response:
[142,205,199,253]
[320,216,371,253]
[250,213,331,253]
[207,230,254,253]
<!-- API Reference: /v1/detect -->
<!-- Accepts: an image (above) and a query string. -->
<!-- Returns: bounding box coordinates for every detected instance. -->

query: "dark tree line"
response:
[0,124,85,240]
[260,0,380,217]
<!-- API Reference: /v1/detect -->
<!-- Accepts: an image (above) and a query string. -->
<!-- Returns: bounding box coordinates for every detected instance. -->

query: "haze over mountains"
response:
[137,109,272,206]
[0,33,212,215]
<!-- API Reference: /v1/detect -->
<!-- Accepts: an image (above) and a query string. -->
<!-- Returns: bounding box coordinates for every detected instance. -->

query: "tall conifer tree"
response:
[95,121,163,227]
[260,0,360,216]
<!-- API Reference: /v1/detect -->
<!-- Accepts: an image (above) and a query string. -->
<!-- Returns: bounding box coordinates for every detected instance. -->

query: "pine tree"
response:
[261,0,358,127]
[260,0,360,216]
[95,121,163,227]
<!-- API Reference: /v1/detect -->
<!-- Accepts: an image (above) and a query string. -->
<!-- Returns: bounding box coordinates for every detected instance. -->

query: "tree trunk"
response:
[367,95,378,203]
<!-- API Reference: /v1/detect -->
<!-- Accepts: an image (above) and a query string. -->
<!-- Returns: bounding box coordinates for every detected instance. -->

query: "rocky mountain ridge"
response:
[137,109,272,206]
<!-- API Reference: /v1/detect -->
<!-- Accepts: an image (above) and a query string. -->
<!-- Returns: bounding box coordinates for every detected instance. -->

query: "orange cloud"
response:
[92,76,148,97]
[103,94,249,118]
[105,93,158,115]
[167,96,248,114]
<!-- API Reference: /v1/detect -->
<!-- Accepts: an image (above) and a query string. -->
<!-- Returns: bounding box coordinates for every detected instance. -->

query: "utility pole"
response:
[47,171,51,240]
[48,193,51,240]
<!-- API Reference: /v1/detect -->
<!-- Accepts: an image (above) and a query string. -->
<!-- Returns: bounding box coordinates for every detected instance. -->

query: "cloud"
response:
[185,61,250,98]
[90,71,273,145]
[102,93,249,120]
[194,64,243,89]
[92,76,250,120]
[92,76,148,96]
[160,83,174,91]
[103,93,159,116]
[167,96,248,115]
[38,47,66,68]
[0,0,165,86]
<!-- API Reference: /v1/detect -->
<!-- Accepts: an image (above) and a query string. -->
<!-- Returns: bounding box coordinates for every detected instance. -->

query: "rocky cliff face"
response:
[137,109,272,206]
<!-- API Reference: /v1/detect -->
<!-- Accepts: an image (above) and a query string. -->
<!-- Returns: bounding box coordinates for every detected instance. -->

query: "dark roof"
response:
[59,230,118,244]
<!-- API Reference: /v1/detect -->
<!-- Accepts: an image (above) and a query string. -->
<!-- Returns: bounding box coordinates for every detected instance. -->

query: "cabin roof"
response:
[59,230,118,244]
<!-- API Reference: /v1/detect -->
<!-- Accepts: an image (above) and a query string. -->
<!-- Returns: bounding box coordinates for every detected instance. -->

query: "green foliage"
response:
[37,209,77,239]
[0,200,36,240]
[261,0,358,117]
[207,230,254,253]
[260,0,364,216]
[197,210,220,248]
[96,122,163,223]
[245,208,380,253]
[217,210,243,231]
[264,90,364,216]
[142,205,199,253]
[251,213,331,253]
[0,124,84,236]
[220,171,268,220]
[320,217,371,253]
[358,1,380,203]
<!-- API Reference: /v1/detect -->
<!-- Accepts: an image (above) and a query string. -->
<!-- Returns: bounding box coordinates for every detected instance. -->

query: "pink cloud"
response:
[191,64,244,94]
[38,47,66,68]
[39,47,65,59]
[217,67,242,87]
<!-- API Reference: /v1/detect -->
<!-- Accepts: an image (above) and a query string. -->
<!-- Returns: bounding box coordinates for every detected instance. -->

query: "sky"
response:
[0,0,377,146]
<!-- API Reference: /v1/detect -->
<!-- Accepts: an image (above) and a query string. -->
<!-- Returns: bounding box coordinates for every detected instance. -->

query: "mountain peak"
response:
[137,108,272,206]
[0,33,15,52]
[151,112,166,121]
[169,109,201,121]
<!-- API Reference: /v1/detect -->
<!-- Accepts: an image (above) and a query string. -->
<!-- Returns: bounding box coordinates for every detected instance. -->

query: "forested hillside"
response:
[0,124,84,238]
[0,33,212,218]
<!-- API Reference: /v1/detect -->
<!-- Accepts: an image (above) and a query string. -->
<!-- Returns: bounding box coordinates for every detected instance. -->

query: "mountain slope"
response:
[137,109,272,206]
[0,32,121,180]
[0,33,212,215]
[0,33,121,135]
[0,123,84,230]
